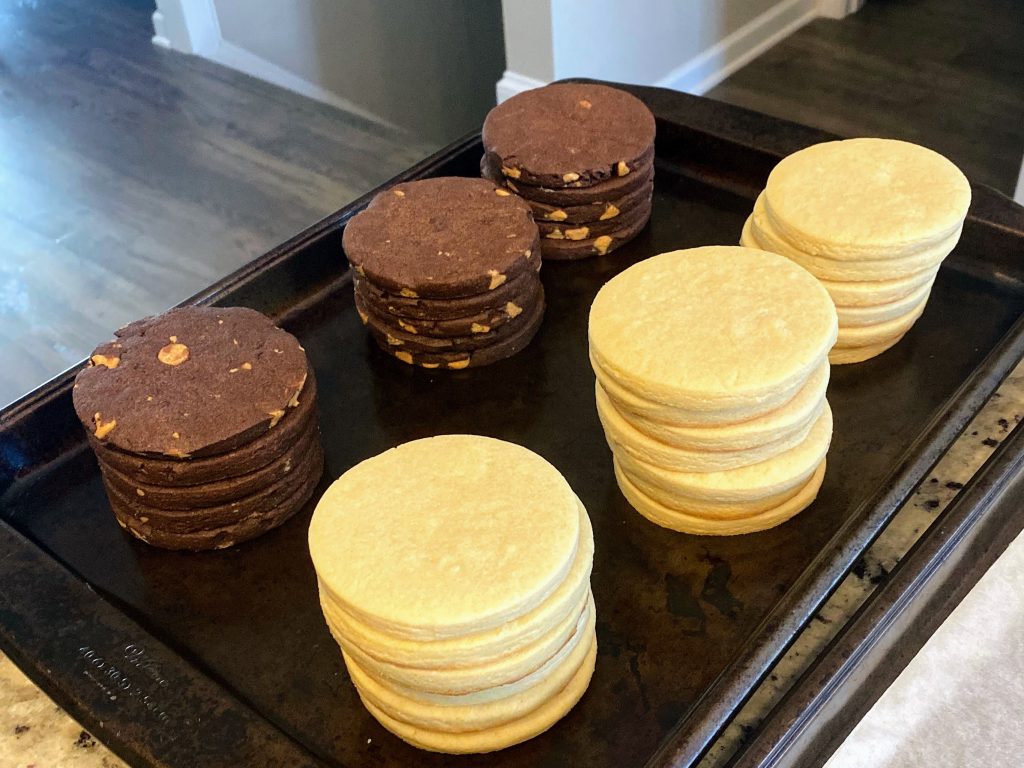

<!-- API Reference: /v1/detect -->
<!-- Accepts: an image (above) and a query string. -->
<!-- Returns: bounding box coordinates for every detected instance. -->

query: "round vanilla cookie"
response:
[836,281,933,327]
[763,138,971,260]
[615,458,805,518]
[829,335,905,365]
[596,361,827,452]
[616,458,826,535]
[611,403,832,505]
[308,435,581,641]
[834,296,928,349]
[345,594,595,733]
[741,216,942,307]
[591,352,829,427]
[325,587,586,684]
[358,637,597,754]
[318,507,593,669]
[332,592,585,695]
[588,247,837,417]
[747,200,960,281]
[596,382,817,472]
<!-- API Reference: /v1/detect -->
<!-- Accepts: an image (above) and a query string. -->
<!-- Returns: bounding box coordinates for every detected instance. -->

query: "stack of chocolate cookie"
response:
[343,177,545,369]
[73,306,323,550]
[482,83,655,260]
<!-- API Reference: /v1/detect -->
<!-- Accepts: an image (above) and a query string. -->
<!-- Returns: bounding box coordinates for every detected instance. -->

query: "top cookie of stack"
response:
[741,138,971,364]
[343,177,545,370]
[482,83,656,260]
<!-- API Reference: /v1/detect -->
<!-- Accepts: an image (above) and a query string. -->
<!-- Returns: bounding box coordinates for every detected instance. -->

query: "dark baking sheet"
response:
[2,83,1024,768]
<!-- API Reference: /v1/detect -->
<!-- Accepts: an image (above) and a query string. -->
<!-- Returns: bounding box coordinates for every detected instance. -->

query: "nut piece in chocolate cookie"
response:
[342,177,540,299]
[73,306,309,459]
[482,83,656,188]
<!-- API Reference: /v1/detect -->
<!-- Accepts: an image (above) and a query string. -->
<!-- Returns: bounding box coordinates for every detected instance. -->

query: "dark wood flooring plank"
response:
[708,0,1024,194]
[0,0,434,407]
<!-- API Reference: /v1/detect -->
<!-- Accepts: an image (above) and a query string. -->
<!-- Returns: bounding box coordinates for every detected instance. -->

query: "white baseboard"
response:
[151,0,220,56]
[495,71,547,104]
[1014,156,1024,205]
[151,10,171,49]
[496,0,865,102]
[656,0,819,95]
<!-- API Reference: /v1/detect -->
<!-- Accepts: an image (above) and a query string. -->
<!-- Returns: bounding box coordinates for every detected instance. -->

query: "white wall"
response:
[498,0,863,101]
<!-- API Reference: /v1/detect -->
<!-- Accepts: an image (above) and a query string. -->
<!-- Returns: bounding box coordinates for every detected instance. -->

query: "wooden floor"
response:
[0,0,433,407]
[708,0,1024,194]
[1,0,1021,407]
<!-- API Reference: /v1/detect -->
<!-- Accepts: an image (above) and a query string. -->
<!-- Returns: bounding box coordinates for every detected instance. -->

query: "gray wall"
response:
[500,0,554,81]
[501,0,784,86]
[549,0,779,82]
[214,0,505,144]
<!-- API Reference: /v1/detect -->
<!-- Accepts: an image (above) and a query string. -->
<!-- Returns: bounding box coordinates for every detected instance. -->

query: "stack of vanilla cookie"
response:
[589,247,838,535]
[742,138,971,364]
[482,82,655,260]
[343,177,545,369]
[308,435,596,754]
[73,306,323,550]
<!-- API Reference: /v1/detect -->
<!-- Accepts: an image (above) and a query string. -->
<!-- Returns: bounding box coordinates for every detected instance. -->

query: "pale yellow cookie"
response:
[596,382,816,472]
[834,296,927,349]
[308,435,581,640]
[611,403,832,504]
[616,458,827,535]
[596,361,827,451]
[829,335,905,365]
[616,458,805,517]
[592,353,829,429]
[345,593,596,733]
[741,215,942,307]
[325,586,587,686]
[318,505,593,669]
[835,281,933,327]
[358,635,597,753]
[763,138,971,260]
[588,247,837,417]
[747,200,959,281]
[328,590,587,695]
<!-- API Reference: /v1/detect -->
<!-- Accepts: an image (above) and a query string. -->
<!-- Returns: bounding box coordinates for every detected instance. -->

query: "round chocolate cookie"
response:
[530,180,655,225]
[355,279,541,338]
[541,205,653,261]
[377,296,546,370]
[482,83,656,188]
[538,195,652,241]
[89,374,318,487]
[353,266,539,322]
[106,441,324,551]
[358,287,544,354]
[342,177,540,299]
[74,307,309,459]
[98,418,320,510]
[482,152,654,206]
[103,437,322,530]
